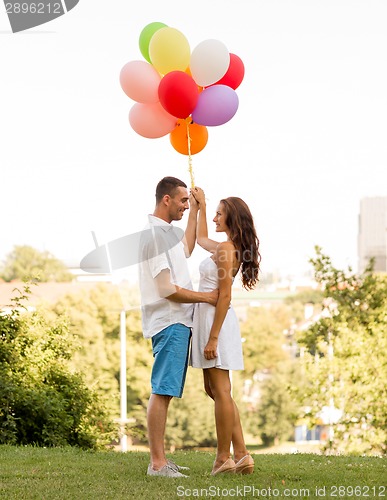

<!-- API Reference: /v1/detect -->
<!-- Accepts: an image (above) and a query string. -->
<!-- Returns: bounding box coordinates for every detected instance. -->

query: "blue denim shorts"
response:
[151,323,191,398]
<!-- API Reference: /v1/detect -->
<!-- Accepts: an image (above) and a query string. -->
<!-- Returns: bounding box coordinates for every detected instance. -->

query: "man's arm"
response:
[183,193,199,257]
[155,268,218,305]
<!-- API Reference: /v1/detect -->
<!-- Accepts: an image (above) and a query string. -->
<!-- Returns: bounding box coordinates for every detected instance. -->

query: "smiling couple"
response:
[139,176,261,478]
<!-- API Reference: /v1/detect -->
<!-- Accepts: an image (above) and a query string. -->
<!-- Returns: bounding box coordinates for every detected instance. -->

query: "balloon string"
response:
[186,120,195,188]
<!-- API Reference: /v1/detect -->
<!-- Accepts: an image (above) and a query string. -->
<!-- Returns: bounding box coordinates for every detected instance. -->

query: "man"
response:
[139,176,217,478]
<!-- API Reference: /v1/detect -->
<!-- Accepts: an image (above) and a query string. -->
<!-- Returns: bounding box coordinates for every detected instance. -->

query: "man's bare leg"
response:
[147,393,172,469]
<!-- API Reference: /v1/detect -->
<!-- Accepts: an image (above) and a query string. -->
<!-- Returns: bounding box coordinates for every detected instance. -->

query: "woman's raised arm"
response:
[192,187,219,254]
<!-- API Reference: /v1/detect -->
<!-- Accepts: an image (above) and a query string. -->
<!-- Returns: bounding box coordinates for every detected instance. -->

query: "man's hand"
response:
[207,289,219,306]
[191,186,206,205]
[189,192,199,211]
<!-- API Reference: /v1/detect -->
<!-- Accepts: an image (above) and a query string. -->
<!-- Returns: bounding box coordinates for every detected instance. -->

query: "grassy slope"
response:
[0,446,385,499]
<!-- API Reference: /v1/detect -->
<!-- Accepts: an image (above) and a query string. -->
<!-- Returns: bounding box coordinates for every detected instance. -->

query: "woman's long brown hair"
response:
[220,197,261,290]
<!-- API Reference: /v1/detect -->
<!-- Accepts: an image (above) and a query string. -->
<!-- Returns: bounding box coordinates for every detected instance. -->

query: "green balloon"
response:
[139,22,168,63]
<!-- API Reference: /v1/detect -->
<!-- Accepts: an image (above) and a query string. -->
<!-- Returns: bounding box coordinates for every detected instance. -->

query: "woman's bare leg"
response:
[203,370,249,462]
[231,401,249,462]
[206,368,234,468]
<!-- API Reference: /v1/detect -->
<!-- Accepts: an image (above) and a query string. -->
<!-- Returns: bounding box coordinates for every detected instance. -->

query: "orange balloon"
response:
[170,118,208,155]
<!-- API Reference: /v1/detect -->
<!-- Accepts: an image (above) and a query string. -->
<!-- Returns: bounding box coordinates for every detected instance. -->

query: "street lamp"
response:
[90,231,137,453]
[120,309,128,452]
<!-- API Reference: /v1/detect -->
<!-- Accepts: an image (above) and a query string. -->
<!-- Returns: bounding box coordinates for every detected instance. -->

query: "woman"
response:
[190,187,261,476]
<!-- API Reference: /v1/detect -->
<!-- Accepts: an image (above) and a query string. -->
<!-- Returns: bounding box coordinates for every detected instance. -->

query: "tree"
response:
[256,367,299,446]
[240,304,301,446]
[50,286,121,416]
[241,304,295,376]
[0,284,114,448]
[295,247,387,455]
[0,245,73,282]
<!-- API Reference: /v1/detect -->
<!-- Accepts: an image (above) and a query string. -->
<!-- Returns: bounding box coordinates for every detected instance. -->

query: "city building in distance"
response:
[358,196,387,273]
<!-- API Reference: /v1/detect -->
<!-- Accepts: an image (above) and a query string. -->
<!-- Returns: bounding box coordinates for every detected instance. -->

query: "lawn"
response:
[0,445,385,499]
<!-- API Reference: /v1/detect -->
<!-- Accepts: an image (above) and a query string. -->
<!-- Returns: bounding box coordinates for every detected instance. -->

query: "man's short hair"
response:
[155,177,187,204]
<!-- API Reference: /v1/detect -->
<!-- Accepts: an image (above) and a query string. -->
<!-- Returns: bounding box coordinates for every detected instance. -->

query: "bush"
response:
[0,285,115,449]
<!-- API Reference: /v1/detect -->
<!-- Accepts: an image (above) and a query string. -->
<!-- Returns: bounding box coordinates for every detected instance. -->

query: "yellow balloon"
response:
[149,27,191,75]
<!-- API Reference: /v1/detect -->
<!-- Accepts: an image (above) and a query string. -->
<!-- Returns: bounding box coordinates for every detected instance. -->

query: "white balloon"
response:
[190,39,230,87]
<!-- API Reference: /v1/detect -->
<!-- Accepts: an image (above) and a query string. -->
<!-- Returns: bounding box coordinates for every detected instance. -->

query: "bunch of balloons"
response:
[120,22,244,161]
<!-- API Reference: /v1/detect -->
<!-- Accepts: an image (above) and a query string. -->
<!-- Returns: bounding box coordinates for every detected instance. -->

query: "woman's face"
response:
[213,202,229,233]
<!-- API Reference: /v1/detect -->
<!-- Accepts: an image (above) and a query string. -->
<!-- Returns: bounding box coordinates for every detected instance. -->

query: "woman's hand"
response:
[191,186,206,206]
[189,192,199,211]
[204,337,218,360]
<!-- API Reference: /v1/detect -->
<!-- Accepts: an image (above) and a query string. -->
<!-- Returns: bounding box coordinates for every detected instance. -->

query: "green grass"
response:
[0,446,385,499]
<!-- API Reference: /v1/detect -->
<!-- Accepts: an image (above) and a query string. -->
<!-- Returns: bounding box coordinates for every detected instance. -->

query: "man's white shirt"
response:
[139,215,194,339]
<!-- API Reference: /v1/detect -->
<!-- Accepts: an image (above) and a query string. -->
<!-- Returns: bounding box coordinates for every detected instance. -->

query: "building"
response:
[358,196,387,273]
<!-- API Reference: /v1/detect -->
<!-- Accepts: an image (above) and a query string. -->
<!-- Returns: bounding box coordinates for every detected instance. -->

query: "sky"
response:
[1,0,386,281]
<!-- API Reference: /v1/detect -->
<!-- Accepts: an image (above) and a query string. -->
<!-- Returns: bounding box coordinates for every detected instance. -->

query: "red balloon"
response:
[212,53,245,90]
[158,71,199,119]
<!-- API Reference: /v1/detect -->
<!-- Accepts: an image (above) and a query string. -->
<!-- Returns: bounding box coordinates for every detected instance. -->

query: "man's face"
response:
[166,186,190,221]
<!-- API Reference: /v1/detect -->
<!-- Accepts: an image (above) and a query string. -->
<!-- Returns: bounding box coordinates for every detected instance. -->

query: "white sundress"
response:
[190,256,244,370]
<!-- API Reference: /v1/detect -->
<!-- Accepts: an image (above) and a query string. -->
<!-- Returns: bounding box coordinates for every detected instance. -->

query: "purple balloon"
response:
[192,85,239,126]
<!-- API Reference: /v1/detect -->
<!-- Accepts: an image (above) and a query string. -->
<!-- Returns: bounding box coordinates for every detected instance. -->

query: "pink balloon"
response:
[120,60,161,103]
[129,102,177,138]
[192,85,239,126]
